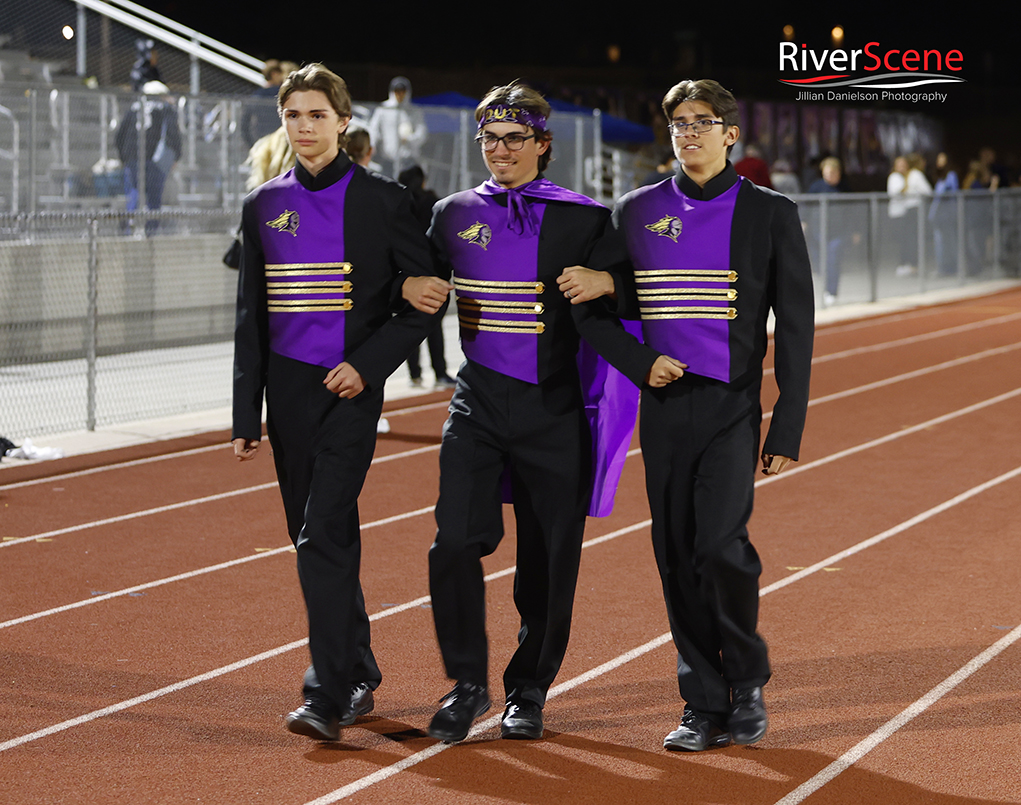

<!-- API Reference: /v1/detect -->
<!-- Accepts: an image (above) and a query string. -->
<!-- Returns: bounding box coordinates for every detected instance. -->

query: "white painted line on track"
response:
[6,460,1017,801]
[0,445,441,549]
[764,311,1021,377]
[298,464,1021,804]
[0,505,437,631]
[0,403,447,492]
[5,389,1019,629]
[772,622,1021,805]
[762,341,1021,422]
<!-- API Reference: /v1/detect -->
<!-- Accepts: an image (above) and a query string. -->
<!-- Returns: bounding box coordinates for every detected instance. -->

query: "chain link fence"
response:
[2,190,1018,442]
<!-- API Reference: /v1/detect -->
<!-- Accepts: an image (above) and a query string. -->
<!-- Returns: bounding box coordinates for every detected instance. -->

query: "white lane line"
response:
[300,464,1021,804]
[762,341,1021,422]
[0,444,441,549]
[3,465,1016,760]
[6,387,1018,630]
[764,311,1021,377]
[772,623,1021,805]
[306,632,676,805]
[0,505,437,631]
[0,403,448,491]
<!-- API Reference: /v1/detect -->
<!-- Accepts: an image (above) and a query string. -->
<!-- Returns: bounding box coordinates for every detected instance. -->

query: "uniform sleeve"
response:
[344,186,446,390]
[571,210,661,388]
[763,197,815,460]
[232,199,269,441]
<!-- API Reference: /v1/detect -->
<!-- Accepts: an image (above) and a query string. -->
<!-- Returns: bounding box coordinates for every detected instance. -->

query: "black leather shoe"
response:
[729,686,768,745]
[500,701,544,740]
[663,709,731,751]
[285,697,339,741]
[338,682,375,727]
[427,682,491,743]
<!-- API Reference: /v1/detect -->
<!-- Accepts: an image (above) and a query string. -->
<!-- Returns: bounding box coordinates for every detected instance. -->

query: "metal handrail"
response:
[93,0,264,70]
[72,0,263,87]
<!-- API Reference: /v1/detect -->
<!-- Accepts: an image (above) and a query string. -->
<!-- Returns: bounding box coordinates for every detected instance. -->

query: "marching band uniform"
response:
[611,162,814,729]
[233,151,440,719]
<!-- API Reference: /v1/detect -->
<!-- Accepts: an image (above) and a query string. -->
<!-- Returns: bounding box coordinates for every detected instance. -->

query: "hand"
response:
[232,438,260,461]
[402,275,453,314]
[645,355,687,387]
[556,266,617,304]
[762,454,793,475]
[324,362,365,398]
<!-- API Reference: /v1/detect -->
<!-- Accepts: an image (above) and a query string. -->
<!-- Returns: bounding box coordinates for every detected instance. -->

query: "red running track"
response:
[1,289,1020,804]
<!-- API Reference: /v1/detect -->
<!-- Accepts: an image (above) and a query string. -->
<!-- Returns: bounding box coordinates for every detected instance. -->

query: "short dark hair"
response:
[278,63,352,148]
[475,80,554,173]
[662,79,739,130]
[345,127,371,164]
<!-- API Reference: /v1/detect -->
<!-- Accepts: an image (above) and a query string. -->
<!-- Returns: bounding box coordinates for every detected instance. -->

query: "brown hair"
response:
[345,127,372,165]
[661,79,739,129]
[278,63,352,148]
[475,80,554,173]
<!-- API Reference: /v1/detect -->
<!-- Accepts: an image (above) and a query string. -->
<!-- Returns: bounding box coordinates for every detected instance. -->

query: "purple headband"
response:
[477,104,548,132]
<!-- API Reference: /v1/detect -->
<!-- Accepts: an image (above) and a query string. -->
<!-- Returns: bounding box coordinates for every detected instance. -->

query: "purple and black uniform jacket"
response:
[429,181,654,389]
[233,152,441,441]
[610,162,814,460]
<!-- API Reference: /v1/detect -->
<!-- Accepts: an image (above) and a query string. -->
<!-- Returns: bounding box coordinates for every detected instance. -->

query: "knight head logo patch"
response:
[457,221,492,250]
[266,210,300,236]
[645,215,682,242]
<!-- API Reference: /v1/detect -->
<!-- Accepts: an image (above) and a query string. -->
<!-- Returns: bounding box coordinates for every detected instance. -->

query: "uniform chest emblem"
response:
[266,210,300,236]
[457,221,492,250]
[645,215,682,242]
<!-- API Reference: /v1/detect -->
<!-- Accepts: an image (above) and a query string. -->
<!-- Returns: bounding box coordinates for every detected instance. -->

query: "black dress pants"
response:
[640,372,771,725]
[429,360,591,707]
[266,352,382,713]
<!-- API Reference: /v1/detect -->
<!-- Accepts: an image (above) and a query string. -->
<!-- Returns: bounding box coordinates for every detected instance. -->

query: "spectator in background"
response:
[397,164,455,390]
[887,154,931,276]
[929,152,960,277]
[243,60,286,146]
[733,143,772,188]
[116,80,180,235]
[345,127,383,174]
[368,76,427,178]
[639,148,677,187]
[807,157,848,305]
[770,158,801,196]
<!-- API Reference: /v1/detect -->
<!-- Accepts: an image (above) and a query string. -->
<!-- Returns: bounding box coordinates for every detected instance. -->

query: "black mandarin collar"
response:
[294,151,354,191]
[674,161,739,201]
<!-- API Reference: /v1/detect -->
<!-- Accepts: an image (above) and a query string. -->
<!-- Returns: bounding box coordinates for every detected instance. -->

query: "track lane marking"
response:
[3,464,1018,765]
[0,402,449,491]
[7,338,1017,548]
[772,622,1021,805]
[0,444,441,549]
[763,311,1021,377]
[5,305,1015,492]
[5,386,1020,629]
[299,463,1021,804]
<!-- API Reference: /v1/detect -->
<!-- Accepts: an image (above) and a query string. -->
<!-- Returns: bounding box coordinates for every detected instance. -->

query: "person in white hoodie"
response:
[368,76,427,178]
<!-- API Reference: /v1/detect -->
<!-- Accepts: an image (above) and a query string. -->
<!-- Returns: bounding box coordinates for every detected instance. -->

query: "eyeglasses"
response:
[475,132,537,152]
[667,119,726,136]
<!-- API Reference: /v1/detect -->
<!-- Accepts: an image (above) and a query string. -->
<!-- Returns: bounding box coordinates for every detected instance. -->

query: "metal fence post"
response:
[868,195,879,303]
[86,215,99,431]
[993,190,1002,275]
[957,192,966,280]
[76,4,88,78]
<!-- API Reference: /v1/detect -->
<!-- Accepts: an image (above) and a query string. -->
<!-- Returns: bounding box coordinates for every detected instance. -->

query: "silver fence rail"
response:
[0,85,603,216]
[1,190,1017,442]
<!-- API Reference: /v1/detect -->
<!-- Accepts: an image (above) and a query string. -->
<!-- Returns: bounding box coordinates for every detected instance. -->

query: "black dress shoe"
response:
[338,682,375,727]
[427,681,491,743]
[663,708,731,751]
[729,686,768,745]
[500,701,544,740]
[285,697,339,741]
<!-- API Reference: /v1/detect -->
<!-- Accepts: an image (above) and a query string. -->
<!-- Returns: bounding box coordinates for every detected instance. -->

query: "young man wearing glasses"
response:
[560,79,814,751]
[403,82,668,744]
